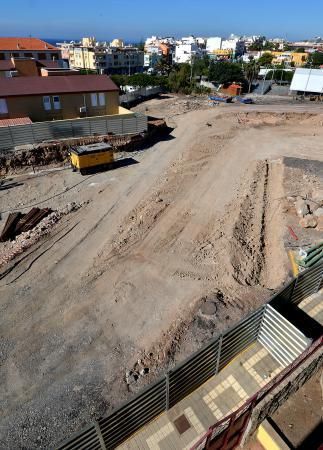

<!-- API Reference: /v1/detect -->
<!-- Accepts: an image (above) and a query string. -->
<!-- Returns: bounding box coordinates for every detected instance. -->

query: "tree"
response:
[155,55,173,76]
[243,61,260,92]
[266,69,293,83]
[192,55,210,77]
[295,47,305,53]
[168,64,192,93]
[307,52,323,67]
[134,41,145,51]
[249,36,266,51]
[208,61,244,84]
[258,52,274,66]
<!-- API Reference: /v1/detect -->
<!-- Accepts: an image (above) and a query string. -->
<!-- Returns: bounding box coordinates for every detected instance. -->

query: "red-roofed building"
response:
[0,58,78,78]
[0,37,62,61]
[0,74,120,121]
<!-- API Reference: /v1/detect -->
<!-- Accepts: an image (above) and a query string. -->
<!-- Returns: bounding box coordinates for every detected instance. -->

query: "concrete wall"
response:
[1,91,119,122]
[241,348,323,446]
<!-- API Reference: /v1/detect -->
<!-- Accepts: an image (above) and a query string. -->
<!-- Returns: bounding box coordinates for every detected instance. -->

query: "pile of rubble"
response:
[0,202,82,269]
[0,208,52,242]
[165,96,212,118]
[293,189,323,231]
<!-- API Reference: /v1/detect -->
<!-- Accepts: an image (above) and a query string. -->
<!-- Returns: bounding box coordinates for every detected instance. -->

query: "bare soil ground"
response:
[270,369,323,449]
[1,97,323,449]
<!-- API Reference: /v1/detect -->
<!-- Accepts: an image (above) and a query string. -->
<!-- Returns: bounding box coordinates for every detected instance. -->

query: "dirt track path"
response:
[1,105,323,449]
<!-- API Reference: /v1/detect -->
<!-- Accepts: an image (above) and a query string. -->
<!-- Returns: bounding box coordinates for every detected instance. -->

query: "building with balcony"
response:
[66,38,144,75]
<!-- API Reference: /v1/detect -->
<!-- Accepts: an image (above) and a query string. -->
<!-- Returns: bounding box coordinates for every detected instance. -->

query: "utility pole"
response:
[190,53,194,83]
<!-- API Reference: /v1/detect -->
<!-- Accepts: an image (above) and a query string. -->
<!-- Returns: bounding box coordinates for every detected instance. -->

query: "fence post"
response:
[94,421,107,450]
[256,305,267,341]
[215,336,223,375]
[30,123,37,144]
[315,261,323,293]
[165,372,170,410]
[289,276,298,304]
[7,125,14,149]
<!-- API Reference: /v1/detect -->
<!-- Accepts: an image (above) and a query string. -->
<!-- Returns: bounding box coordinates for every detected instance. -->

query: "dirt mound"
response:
[236,112,323,127]
[230,161,269,286]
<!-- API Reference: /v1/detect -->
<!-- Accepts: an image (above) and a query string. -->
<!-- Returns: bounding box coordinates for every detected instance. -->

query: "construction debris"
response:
[0,208,51,242]
[299,215,318,229]
[0,202,84,269]
[295,199,309,217]
[296,241,323,268]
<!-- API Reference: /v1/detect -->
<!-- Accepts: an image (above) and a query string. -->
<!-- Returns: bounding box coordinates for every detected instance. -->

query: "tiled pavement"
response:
[117,342,283,450]
[298,290,323,326]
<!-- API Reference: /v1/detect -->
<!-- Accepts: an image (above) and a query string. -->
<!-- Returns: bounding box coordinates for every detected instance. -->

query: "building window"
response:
[43,96,51,111]
[0,98,8,114]
[90,93,105,107]
[24,53,33,58]
[91,93,98,106]
[38,53,46,60]
[99,93,105,106]
[53,95,61,110]
[0,53,5,60]
[11,53,19,58]
[51,53,59,60]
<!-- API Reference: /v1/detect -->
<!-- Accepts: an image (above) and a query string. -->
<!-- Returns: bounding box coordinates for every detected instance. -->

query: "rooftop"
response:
[0,37,59,51]
[0,74,119,97]
[0,117,32,127]
[0,58,60,72]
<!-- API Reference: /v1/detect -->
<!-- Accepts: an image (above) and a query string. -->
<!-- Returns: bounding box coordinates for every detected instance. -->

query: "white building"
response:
[206,37,222,53]
[174,43,203,64]
[221,38,245,55]
[179,36,206,48]
[290,68,323,93]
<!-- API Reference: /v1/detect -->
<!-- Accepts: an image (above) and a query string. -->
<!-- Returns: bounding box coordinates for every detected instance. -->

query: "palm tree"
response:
[243,60,260,93]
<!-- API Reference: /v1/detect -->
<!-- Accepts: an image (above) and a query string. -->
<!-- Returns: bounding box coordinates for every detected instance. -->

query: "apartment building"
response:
[144,36,174,67]
[0,37,62,61]
[271,51,308,67]
[174,43,204,64]
[105,47,144,74]
[206,37,222,54]
[221,38,245,56]
[66,38,144,75]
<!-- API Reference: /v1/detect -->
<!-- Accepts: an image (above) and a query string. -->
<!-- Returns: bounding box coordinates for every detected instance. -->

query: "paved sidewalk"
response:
[298,290,323,325]
[118,342,283,450]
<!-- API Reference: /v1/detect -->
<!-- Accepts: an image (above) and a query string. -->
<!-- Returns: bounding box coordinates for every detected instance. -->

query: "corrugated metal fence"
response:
[0,113,148,151]
[57,259,322,450]
[258,305,311,367]
[120,87,163,104]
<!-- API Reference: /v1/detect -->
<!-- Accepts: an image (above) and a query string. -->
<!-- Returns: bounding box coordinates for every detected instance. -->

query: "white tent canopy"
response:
[290,68,323,93]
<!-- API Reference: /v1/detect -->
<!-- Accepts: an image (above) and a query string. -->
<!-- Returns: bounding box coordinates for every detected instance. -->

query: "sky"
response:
[1,0,322,42]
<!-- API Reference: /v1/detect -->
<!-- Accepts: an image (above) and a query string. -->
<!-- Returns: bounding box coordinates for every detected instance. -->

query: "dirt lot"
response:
[270,369,323,449]
[1,96,323,449]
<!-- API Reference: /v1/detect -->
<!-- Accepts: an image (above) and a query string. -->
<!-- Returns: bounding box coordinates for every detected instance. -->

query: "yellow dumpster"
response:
[70,143,114,175]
